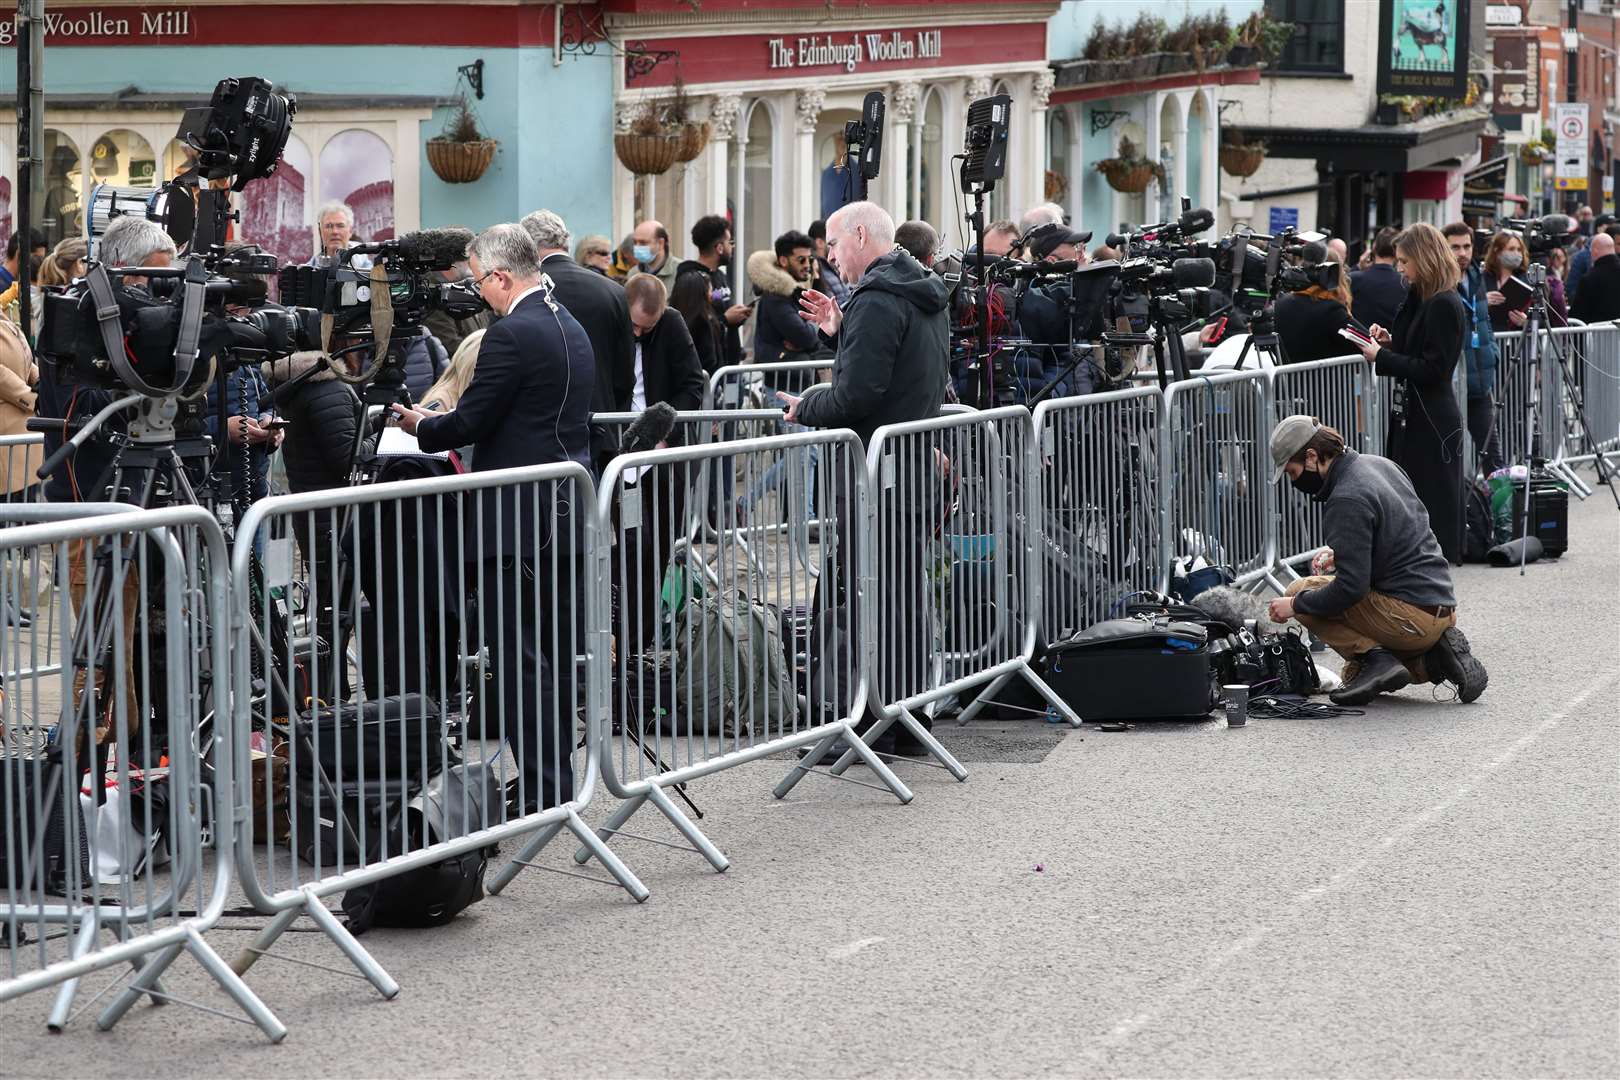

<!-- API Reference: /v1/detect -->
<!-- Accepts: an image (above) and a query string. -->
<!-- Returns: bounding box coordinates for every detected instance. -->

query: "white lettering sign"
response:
[0,8,191,46]
[767,29,943,73]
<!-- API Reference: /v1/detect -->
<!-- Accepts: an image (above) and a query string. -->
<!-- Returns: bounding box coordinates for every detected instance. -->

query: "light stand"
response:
[960,94,1011,409]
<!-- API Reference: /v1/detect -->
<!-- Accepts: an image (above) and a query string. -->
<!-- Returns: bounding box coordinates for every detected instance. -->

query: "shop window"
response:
[90,129,158,190]
[319,129,394,244]
[240,132,313,265]
[742,101,773,269]
[1266,0,1344,74]
[41,130,82,248]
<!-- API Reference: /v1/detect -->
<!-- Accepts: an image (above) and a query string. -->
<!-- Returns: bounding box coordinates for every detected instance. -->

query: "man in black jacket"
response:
[393,223,595,812]
[746,229,822,376]
[784,201,950,760]
[522,208,635,470]
[675,214,750,368]
[1350,226,1407,331]
[1268,416,1488,706]
[1571,232,1620,324]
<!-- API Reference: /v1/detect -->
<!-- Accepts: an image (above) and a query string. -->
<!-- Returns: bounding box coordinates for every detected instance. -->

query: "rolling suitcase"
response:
[1043,616,1217,721]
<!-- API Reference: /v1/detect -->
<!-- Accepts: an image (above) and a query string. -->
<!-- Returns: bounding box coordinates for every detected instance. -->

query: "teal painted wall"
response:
[3,45,615,239]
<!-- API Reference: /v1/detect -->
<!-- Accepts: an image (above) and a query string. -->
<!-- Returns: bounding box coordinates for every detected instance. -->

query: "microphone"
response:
[393,227,475,268]
[1173,258,1217,288]
[1002,260,1080,278]
[621,401,678,454]
[1538,213,1575,236]
[1106,233,1130,249]
[1178,207,1215,236]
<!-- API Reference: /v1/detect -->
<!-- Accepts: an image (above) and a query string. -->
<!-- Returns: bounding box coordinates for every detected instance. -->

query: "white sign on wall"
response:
[1555,102,1589,191]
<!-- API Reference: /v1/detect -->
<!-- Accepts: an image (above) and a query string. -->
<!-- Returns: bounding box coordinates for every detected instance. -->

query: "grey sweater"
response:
[1292,451,1457,617]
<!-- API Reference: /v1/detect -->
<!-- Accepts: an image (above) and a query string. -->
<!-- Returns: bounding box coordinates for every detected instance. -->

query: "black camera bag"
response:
[1043,616,1216,721]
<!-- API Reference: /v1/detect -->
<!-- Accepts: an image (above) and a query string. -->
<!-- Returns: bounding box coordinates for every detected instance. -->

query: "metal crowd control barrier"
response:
[2,433,44,502]
[0,505,282,1040]
[792,407,1077,772]
[1491,328,1569,484]
[577,429,912,880]
[1029,385,1166,642]
[705,359,830,410]
[227,463,644,1015]
[2,435,64,684]
[1560,321,1620,475]
[1159,369,1274,591]
[1268,356,1380,588]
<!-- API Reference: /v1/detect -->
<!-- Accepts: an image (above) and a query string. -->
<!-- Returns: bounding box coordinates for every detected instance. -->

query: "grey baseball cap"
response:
[1270,415,1319,481]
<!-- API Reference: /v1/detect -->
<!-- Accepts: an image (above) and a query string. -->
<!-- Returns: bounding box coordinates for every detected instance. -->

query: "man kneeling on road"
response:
[1265,416,1489,706]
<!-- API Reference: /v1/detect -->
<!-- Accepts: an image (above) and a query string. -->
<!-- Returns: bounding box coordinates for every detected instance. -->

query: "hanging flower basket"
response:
[1220,143,1267,178]
[674,121,711,163]
[427,138,498,184]
[1095,138,1163,194]
[615,132,682,176]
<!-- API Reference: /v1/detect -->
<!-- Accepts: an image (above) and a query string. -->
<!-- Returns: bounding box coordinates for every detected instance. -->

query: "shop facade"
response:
[602,0,1061,262]
[0,2,617,260]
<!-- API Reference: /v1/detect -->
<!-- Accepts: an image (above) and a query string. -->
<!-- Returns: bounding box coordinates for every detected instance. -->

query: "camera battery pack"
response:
[1510,471,1568,558]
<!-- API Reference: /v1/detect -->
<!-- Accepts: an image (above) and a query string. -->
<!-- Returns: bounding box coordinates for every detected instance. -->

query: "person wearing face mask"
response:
[630,218,679,295]
[1267,417,1488,707]
[391,223,595,814]
[1482,230,1531,332]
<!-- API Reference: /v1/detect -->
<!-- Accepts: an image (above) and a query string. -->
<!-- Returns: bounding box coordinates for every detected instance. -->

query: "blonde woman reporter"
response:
[1354,222,1468,564]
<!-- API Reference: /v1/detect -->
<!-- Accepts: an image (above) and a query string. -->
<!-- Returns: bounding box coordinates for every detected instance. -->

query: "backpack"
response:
[1463,480,1494,563]
[673,593,799,738]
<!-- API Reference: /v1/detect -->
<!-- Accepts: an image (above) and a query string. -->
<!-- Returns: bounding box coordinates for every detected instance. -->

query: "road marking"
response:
[830,936,885,959]
[1078,669,1619,1063]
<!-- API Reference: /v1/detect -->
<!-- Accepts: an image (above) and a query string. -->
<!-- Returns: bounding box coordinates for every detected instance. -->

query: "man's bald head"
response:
[632,219,670,267]
[1592,233,1616,259]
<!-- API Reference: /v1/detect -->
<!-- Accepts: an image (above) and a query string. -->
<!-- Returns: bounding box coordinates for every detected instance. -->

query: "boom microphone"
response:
[1537,213,1575,236]
[621,401,678,454]
[1173,257,1217,288]
[393,227,475,268]
[1178,207,1215,236]
[1002,260,1080,278]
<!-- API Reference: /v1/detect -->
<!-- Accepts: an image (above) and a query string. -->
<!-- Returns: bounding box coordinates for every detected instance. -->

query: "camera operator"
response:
[1571,232,1620,324]
[1016,222,1100,397]
[1441,224,1503,475]
[422,260,491,356]
[894,220,939,269]
[782,201,949,758]
[1274,240,1354,364]
[1352,223,1467,564]
[1267,417,1488,706]
[307,202,371,270]
[391,223,594,813]
[1350,226,1406,331]
[979,220,1021,260]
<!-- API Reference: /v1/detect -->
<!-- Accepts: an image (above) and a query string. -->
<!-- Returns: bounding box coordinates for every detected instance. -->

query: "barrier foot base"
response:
[825,707,966,782]
[231,891,398,1001]
[97,929,287,1042]
[956,671,1014,726]
[1015,660,1082,729]
[774,724,914,804]
[645,784,729,872]
[489,818,567,895]
[564,809,650,903]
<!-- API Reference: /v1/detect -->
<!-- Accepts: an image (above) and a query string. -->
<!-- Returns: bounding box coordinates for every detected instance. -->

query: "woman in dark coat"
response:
[1355,223,1468,564]
[1274,249,1355,364]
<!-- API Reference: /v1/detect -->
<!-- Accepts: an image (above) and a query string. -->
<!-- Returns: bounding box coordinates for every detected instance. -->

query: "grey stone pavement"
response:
[5,483,1618,1078]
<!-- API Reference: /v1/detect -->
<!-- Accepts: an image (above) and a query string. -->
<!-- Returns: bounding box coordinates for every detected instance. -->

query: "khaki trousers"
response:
[1285,575,1455,683]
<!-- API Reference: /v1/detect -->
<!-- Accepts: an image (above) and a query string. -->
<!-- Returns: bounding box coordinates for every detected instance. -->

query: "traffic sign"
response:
[1554,103,1588,189]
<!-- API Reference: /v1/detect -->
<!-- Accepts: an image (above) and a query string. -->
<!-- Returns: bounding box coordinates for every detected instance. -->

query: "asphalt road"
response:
[5,481,1618,1078]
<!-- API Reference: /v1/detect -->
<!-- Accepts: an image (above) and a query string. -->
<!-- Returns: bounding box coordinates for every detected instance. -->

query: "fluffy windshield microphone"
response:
[621,401,678,454]
[1178,207,1215,236]
[393,227,474,268]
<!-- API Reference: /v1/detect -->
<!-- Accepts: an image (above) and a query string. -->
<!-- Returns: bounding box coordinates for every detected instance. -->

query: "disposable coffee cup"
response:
[1223,685,1249,728]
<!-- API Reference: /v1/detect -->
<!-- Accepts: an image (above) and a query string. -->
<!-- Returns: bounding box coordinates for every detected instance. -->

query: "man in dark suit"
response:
[1350,226,1407,332]
[522,208,635,470]
[617,274,707,650]
[392,223,595,812]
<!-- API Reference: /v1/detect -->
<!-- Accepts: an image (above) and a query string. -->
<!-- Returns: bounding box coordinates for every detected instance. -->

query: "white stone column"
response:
[613,101,636,243]
[705,94,741,225]
[1202,90,1220,219]
[884,80,921,219]
[1169,92,1189,212]
[1066,102,1085,227]
[1028,69,1056,217]
[792,88,825,232]
[1141,93,1163,228]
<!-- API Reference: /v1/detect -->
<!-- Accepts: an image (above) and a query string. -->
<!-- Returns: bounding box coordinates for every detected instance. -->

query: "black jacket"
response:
[634,308,707,444]
[1571,253,1620,323]
[261,352,361,495]
[1349,263,1407,332]
[416,287,596,559]
[676,257,742,368]
[746,251,822,391]
[1275,292,1353,364]
[540,252,633,413]
[1375,289,1468,564]
[35,367,121,503]
[795,249,949,447]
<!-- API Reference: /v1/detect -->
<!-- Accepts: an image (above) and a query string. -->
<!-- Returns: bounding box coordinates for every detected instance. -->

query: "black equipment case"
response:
[1043,617,1216,721]
[1510,468,1568,557]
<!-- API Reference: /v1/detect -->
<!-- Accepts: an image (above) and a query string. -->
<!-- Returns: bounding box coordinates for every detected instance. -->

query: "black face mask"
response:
[1291,465,1325,497]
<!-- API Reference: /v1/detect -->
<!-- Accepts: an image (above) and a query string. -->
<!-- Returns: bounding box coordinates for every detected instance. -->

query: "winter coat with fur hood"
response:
[262,352,362,495]
[746,250,823,391]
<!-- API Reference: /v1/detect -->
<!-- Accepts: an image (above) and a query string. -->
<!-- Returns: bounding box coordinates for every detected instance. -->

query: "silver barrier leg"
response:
[1010,660,1082,728]
[827,708,968,782]
[564,809,650,903]
[97,928,288,1042]
[43,909,99,1032]
[773,723,915,804]
[93,941,182,1031]
[955,671,1014,726]
[230,904,300,976]
[299,890,400,1000]
[568,793,647,868]
[488,818,568,895]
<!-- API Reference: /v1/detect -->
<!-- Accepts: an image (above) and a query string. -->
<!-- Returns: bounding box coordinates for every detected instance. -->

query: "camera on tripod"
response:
[277,230,485,337]
[37,76,308,397]
[1502,213,1577,255]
